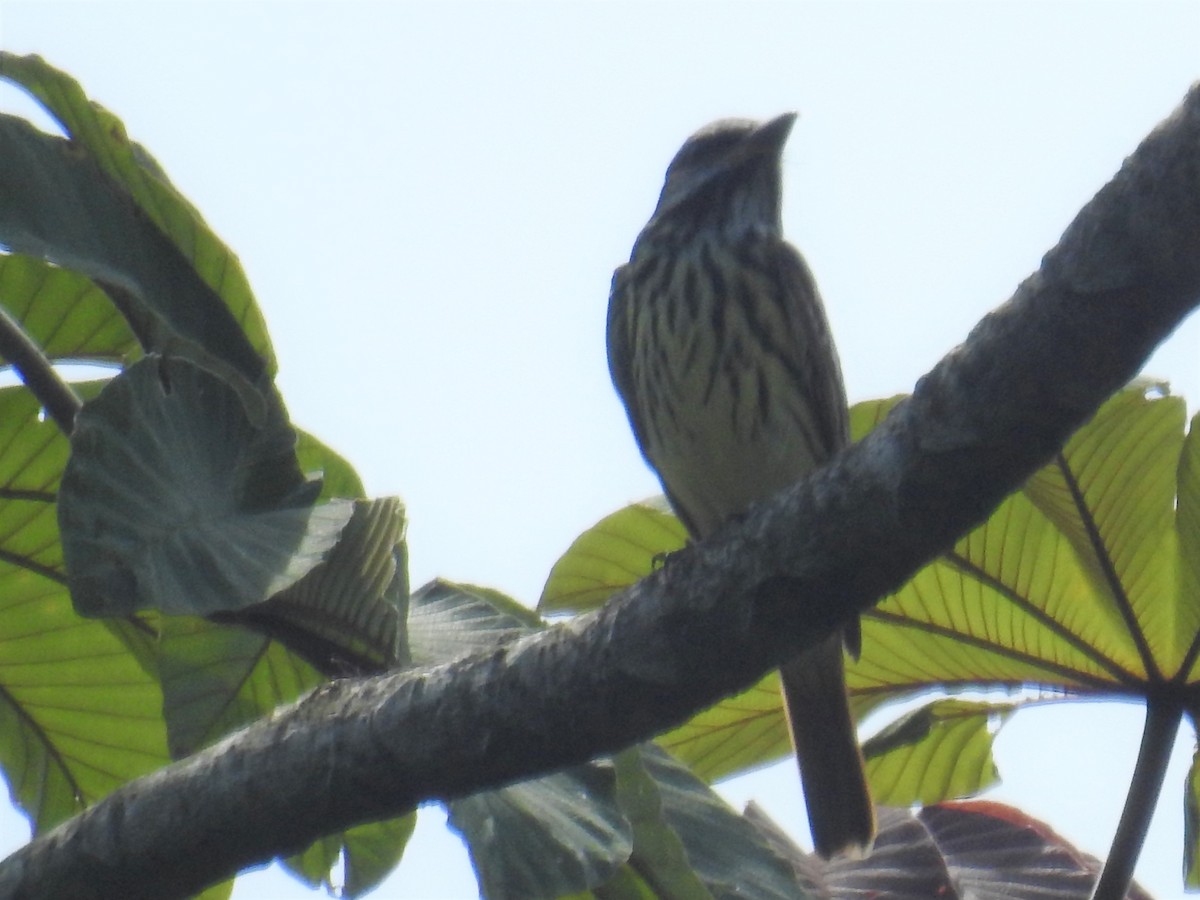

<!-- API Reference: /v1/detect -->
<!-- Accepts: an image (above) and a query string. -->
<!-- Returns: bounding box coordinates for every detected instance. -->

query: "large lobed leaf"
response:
[58,356,352,617]
[539,497,686,617]
[861,699,1015,806]
[0,254,138,366]
[540,385,1196,800]
[0,384,168,833]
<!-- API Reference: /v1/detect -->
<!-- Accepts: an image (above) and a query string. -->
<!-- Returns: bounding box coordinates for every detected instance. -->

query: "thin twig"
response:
[0,304,82,434]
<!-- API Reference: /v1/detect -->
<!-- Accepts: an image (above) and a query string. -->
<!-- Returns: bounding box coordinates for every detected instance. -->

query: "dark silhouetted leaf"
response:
[59,356,351,616]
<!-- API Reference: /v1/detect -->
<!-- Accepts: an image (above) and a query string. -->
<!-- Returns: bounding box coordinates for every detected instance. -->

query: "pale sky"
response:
[1,2,1199,898]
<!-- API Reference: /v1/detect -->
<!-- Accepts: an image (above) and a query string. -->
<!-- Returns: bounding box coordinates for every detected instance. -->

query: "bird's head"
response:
[647,112,797,242]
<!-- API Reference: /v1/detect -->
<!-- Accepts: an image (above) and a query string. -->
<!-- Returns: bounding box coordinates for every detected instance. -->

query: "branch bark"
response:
[3,86,1200,900]
[0,303,81,434]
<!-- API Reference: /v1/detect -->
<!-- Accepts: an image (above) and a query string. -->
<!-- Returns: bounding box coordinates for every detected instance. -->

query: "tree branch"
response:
[3,85,1199,900]
[0,303,81,434]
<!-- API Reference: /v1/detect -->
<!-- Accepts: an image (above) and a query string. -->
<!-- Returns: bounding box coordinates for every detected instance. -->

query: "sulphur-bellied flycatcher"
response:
[606,113,874,858]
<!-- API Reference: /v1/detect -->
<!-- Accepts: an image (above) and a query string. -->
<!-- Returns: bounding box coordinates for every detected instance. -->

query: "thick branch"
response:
[3,86,1199,899]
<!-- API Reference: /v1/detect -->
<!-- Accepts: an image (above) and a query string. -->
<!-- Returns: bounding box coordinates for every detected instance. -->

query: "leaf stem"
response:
[0,303,82,434]
[1091,696,1183,900]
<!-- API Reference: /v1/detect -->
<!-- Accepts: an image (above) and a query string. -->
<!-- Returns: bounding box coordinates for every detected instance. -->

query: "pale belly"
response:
[638,337,824,539]
[616,236,837,540]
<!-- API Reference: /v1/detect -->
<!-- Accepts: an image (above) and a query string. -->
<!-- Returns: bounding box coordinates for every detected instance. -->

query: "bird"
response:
[606,113,874,858]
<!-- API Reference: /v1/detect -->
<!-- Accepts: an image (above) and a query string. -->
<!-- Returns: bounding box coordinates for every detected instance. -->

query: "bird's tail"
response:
[779,632,875,859]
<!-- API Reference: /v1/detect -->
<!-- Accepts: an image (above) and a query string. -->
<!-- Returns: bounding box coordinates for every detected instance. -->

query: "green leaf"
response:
[0,588,169,833]
[852,386,1200,817]
[0,52,275,373]
[0,254,138,365]
[449,762,630,900]
[0,384,168,832]
[280,814,417,899]
[628,746,807,899]
[0,110,265,390]
[550,387,1199,823]
[240,497,408,671]
[1169,404,1200,680]
[657,674,789,783]
[296,430,366,502]
[847,394,906,442]
[1023,383,1183,672]
[283,832,340,891]
[612,750,715,900]
[1186,743,1200,889]
[861,698,1015,805]
[189,879,233,900]
[341,815,418,898]
[539,497,686,616]
[156,616,323,758]
[858,505,1126,694]
[58,356,352,616]
[408,579,542,666]
[853,386,1188,722]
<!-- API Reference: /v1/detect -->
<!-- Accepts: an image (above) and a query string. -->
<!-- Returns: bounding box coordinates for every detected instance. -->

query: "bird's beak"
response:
[718,112,797,174]
[747,112,798,157]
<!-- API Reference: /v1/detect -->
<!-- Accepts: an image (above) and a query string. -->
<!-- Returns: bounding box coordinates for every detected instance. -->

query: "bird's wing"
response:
[770,241,851,458]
